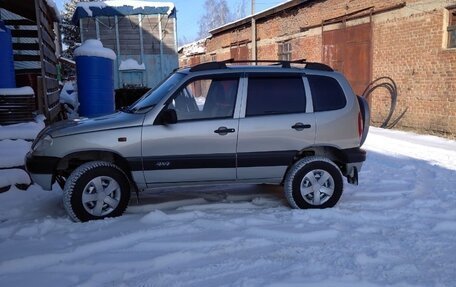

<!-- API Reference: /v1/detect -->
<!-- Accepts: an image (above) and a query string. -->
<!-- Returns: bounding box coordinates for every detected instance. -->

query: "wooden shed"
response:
[72,1,178,91]
[0,0,61,124]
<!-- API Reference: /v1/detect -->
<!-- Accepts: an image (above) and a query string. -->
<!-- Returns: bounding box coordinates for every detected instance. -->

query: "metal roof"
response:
[72,1,176,24]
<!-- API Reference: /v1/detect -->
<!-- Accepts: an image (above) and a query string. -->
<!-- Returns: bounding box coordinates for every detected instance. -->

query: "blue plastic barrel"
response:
[0,20,16,88]
[74,40,116,117]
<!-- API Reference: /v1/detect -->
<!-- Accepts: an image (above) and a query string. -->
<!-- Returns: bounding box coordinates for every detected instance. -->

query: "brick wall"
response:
[179,0,456,137]
[372,8,456,136]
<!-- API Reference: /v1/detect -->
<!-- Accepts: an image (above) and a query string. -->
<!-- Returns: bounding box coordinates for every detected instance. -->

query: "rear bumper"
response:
[341,148,366,163]
[25,152,59,190]
[340,148,366,185]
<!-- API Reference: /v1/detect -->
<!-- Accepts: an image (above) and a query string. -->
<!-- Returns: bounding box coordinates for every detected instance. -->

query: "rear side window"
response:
[246,77,306,116]
[308,75,346,112]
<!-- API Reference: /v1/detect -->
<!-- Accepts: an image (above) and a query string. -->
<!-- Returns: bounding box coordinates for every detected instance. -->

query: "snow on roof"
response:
[73,1,175,23]
[179,38,208,56]
[0,87,34,96]
[209,0,303,35]
[119,58,146,71]
[74,39,116,60]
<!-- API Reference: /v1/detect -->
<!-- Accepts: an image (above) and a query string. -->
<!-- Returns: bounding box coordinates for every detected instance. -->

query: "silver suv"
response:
[26,61,370,222]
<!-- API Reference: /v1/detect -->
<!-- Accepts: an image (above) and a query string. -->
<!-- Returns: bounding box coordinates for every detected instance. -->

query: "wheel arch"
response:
[282,145,349,183]
[56,150,137,189]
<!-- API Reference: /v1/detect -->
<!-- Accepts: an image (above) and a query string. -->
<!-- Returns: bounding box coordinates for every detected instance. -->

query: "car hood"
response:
[47,112,145,138]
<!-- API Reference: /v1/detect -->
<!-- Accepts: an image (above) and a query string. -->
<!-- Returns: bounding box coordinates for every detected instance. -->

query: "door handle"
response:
[214,126,235,135]
[292,123,311,131]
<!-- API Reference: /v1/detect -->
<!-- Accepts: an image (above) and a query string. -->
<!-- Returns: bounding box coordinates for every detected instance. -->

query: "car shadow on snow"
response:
[126,150,456,216]
[126,183,287,214]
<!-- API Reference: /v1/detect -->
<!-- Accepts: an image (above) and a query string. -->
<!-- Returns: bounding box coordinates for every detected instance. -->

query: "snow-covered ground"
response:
[0,125,455,287]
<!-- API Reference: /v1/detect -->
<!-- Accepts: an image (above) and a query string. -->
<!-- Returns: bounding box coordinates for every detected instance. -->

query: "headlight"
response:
[33,135,53,152]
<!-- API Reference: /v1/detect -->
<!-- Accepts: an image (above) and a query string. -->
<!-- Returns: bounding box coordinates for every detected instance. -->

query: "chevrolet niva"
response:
[26,61,370,222]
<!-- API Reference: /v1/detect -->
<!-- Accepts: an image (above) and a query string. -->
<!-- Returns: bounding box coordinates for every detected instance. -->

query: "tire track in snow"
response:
[75,237,275,287]
[0,224,200,274]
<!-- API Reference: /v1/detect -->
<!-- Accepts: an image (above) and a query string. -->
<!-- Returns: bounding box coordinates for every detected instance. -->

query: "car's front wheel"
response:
[63,161,131,222]
[284,157,343,209]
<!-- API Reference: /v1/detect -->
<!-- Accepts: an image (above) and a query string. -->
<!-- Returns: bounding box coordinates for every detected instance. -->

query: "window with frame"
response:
[246,76,306,117]
[166,77,239,121]
[278,41,292,61]
[448,8,456,48]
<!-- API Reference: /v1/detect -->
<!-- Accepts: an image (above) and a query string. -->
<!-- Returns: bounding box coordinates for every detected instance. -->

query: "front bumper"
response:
[25,152,60,190]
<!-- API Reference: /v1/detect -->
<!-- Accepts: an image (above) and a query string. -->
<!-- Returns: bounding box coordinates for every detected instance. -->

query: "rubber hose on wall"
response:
[361,77,408,129]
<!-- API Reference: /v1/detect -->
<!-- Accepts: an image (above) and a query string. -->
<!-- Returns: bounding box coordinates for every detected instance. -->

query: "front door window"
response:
[167,78,239,122]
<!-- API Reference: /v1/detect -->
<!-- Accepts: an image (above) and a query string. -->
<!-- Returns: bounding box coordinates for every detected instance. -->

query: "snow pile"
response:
[366,128,456,171]
[0,115,45,190]
[0,114,45,140]
[77,1,175,17]
[0,128,455,286]
[74,39,116,60]
[0,140,32,168]
[119,58,146,71]
[59,81,79,119]
[0,87,34,96]
[180,38,208,56]
[0,169,30,190]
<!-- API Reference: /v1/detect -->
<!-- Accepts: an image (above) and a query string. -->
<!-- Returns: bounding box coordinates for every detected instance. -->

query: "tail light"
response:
[358,112,363,142]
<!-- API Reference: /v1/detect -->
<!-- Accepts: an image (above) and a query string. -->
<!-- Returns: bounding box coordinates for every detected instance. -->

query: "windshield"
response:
[127,72,186,113]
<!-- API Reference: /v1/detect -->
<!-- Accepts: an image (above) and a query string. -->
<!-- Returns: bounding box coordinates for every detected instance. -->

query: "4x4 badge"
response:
[156,161,171,167]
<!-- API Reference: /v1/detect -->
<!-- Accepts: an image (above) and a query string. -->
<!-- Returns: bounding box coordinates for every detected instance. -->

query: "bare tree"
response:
[235,0,248,19]
[198,0,233,38]
[179,35,193,47]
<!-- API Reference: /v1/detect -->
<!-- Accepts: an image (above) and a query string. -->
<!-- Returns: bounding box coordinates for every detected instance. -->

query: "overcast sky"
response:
[54,0,286,45]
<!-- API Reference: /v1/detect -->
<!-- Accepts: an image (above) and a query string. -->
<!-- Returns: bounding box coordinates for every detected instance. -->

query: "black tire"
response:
[63,161,131,222]
[284,156,343,209]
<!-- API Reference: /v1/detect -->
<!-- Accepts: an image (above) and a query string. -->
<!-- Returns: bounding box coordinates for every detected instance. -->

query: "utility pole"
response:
[251,0,257,62]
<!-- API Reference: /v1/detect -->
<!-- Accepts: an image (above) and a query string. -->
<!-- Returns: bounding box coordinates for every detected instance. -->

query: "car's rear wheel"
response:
[63,161,130,222]
[284,157,343,209]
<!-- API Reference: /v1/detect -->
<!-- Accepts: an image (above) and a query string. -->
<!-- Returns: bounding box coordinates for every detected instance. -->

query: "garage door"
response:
[322,22,372,96]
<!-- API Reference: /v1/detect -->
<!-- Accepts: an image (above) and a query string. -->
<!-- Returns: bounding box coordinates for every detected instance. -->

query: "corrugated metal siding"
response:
[97,16,116,51]
[81,13,177,89]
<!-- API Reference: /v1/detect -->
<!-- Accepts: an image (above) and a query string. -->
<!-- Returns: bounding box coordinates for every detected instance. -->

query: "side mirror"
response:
[161,109,177,125]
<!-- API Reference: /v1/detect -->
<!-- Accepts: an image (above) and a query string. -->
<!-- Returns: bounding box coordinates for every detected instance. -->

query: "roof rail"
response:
[304,62,334,71]
[189,61,227,72]
[189,59,333,72]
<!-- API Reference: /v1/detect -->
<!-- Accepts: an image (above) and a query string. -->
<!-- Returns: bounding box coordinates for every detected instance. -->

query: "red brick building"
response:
[179,0,456,137]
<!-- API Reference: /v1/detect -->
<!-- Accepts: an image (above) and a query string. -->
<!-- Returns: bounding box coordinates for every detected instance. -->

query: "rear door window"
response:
[308,75,346,112]
[246,76,306,116]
